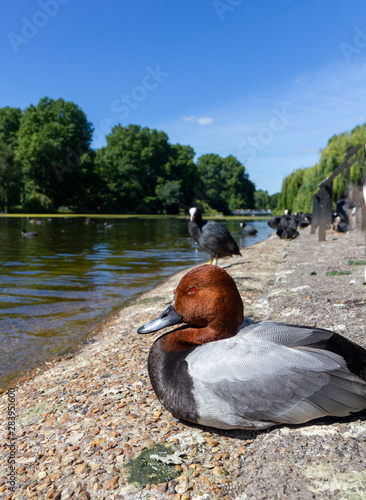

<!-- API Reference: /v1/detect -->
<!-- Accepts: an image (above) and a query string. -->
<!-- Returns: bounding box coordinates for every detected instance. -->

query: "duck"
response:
[333,216,349,233]
[268,212,299,239]
[188,207,241,265]
[240,222,257,235]
[138,264,366,430]
[104,222,114,229]
[21,229,38,237]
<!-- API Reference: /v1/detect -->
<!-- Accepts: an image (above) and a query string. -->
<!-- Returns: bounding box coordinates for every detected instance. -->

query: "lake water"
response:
[0,216,273,388]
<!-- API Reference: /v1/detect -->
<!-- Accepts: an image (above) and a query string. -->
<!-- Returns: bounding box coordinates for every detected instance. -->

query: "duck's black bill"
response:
[137,303,183,334]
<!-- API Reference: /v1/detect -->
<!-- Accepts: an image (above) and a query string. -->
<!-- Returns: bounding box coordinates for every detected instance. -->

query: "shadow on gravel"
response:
[177,409,366,440]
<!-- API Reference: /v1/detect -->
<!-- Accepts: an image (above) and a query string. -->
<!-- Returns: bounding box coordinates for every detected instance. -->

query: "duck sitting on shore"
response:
[188,207,241,265]
[138,264,366,430]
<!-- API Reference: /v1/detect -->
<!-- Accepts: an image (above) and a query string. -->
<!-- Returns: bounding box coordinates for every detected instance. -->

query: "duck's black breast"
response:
[148,340,199,423]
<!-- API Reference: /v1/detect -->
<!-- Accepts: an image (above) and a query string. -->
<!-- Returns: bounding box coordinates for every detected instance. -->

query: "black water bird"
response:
[268,216,282,230]
[22,229,38,237]
[188,207,241,265]
[298,213,312,228]
[240,222,257,235]
[269,212,299,239]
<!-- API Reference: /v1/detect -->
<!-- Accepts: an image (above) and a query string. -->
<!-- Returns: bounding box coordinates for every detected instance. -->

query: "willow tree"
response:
[276,123,366,213]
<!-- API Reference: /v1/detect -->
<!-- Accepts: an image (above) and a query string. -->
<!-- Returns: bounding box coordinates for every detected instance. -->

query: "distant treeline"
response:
[1,97,364,215]
[276,124,366,213]
[0,97,278,215]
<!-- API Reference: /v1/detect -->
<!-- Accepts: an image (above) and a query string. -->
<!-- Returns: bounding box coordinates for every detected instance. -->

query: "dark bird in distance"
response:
[240,222,257,235]
[22,229,38,237]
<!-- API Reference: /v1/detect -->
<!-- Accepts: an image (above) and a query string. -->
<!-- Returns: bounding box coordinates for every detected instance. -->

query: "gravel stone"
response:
[0,227,365,499]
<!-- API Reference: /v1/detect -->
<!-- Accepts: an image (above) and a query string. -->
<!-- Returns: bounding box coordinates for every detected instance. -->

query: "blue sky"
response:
[2,0,366,194]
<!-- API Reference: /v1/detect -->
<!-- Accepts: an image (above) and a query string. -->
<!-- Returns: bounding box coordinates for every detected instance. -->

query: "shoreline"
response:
[0,229,273,394]
[1,227,366,499]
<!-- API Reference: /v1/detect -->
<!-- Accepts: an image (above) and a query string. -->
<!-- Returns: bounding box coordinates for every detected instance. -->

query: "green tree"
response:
[0,107,22,145]
[15,97,94,209]
[95,124,171,213]
[269,192,279,210]
[156,144,199,212]
[156,180,183,213]
[254,189,278,211]
[0,107,23,211]
[0,144,22,211]
[254,189,271,210]
[196,154,255,214]
[221,155,255,211]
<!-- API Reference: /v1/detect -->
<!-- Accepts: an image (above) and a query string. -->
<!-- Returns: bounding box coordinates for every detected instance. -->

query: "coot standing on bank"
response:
[188,207,241,265]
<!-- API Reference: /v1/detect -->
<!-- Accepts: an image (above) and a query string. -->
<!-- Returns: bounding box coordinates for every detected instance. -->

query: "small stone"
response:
[151,482,168,494]
[90,462,101,471]
[118,484,140,496]
[153,411,162,421]
[37,480,51,492]
[60,487,74,500]
[62,453,77,466]
[44,416,57,427]
[38,471,47,479]
[46,488,55,499]
[108,430,120,438]
[78,492,90,500]
[104,476,119,490]
[75,463,88,474]
[69,423,81,430]
[60,414,70,424]
[205,437,219,447]
[175,480,189,495]
[212,466,226,477]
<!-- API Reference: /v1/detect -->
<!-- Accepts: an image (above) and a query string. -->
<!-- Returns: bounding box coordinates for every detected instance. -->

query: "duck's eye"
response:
[188,286,197,294]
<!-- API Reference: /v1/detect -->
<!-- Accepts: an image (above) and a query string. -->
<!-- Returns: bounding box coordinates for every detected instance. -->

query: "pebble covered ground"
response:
[1,226,366,499]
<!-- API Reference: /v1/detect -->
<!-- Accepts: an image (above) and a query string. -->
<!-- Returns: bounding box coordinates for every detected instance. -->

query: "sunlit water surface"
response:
[0,216,273,388]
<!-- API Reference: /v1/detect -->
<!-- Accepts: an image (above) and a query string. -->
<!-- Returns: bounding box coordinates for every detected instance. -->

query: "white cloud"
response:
[298,147,318,155]
[182,115,213,125]
[196,116,214,125]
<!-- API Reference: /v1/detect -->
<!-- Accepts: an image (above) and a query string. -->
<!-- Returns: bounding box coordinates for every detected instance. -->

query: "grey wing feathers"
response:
[237,321,334,346]
[186,326,366,429]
